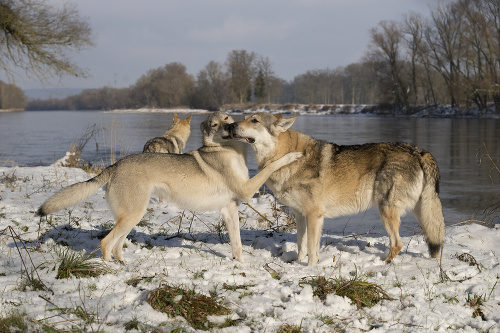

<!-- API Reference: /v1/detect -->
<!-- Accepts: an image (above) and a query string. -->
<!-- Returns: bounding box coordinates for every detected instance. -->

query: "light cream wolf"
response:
[225,113,445,265]
[37,112,302,262]
[143,113,192,153]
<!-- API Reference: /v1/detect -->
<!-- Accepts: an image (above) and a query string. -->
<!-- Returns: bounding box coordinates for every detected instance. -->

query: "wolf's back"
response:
[36,166,114,216]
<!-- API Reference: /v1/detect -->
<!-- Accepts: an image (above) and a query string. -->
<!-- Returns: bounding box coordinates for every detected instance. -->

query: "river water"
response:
[1,110,499,236]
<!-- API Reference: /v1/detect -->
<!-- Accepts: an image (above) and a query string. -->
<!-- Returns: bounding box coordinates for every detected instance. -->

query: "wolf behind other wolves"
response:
[225,113,445,265]
[37,112,302,263]
[143,113,192,153]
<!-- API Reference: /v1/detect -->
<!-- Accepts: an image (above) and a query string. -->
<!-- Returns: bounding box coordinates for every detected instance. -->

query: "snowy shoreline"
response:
[66,104,500,118]
[0,165,499,332]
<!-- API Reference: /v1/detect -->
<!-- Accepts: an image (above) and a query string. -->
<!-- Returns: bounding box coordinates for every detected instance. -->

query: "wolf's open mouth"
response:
[244,137,255,143]
[223,133,255,143]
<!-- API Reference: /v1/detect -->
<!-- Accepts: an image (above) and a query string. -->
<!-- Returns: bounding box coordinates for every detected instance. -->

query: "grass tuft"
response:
[466,293,486,320]
[55,247,112,279]
[124,317,141,331]
[300,272,394,309]
[125,275,155,287]
[0,314,28,332]
[146,283,233,330]
[277,322,303,333]
[19,274,48,292]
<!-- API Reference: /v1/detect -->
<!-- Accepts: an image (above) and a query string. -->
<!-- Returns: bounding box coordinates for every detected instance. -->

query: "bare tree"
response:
[293,68,361,105]
[0,0,94,82]
[267,76,284,104]
[196,60,229,108]
[161,62,195,107]
[292,71,317,104]
[0,79,26,108]
[131,62,194,108]
[368,20,410,112]
[425,2,465,107]
[403,12,440,105]
[344,62,379,105]
[457,0,500,109]
[226,49,256,104]
[483,0,500,109]
[255,56,275,104]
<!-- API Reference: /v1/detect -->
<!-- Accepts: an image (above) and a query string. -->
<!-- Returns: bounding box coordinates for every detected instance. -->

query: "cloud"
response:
[188,14,300,44]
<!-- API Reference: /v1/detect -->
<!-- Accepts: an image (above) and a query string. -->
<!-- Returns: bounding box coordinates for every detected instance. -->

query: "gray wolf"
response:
[225,113,445,265]
[143,113,192,153]
[37,112,302,262]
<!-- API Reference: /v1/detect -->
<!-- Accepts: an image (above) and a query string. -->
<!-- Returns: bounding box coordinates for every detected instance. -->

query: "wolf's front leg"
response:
[220,200,243,262]
[273,152,303,169]
[292,209,308,262]
[237,152,303,201]
[306,209,325,265]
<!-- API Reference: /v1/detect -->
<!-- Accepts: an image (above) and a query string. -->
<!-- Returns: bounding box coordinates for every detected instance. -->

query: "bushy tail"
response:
[36,167,114,216]
[415,152,445,258]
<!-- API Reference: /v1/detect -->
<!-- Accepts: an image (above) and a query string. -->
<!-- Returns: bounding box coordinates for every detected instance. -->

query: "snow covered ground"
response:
[0,164,499,332]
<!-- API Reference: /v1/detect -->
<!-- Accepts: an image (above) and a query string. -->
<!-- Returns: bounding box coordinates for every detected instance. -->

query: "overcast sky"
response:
[5,0,438,91]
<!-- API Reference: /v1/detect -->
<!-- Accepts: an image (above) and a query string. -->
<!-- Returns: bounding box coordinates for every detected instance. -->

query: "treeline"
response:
[366,0,500,112]
[26,0,500,113]
[0,80,26,110]
[26,52,285,111]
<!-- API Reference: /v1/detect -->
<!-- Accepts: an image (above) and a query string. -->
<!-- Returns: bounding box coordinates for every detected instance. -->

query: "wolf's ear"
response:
[200,119,211,137]
[173,113,180,122]
[271,117,296,134]
[185,115,192,124]
[274,114,283,119]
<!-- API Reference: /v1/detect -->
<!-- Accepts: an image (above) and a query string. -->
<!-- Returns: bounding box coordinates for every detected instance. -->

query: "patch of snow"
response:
[0,165,499,332]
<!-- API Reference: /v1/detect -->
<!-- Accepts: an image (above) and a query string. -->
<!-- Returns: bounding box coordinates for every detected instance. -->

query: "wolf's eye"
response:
[224,116,229,120]
[251,118,259,123]
[212,122,218,127]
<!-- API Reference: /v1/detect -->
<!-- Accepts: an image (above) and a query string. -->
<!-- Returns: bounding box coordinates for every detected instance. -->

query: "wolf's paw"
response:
[233,255,244,263]
[280,152,303,166]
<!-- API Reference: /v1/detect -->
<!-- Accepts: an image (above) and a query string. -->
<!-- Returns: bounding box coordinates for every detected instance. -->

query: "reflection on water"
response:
[1,111,498,236]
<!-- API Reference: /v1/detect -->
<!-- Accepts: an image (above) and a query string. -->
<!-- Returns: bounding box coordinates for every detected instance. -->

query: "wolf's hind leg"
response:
[378,205,403,263]
[101,184,151,261]
[100,215,129,261]
[101,207,148,262]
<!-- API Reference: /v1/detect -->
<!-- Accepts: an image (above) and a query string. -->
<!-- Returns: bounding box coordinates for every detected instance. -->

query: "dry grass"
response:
[244,199,296,233]
[59,123,105,174]
[300,272,394,309]
[0,313,31,333]
[54,247,112,279]
[146,282,235,330]
[277,323,303,333]
[466,293,486,320]
[60,119,134,174]
[455,252,483,272]
[0,169,30,191]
